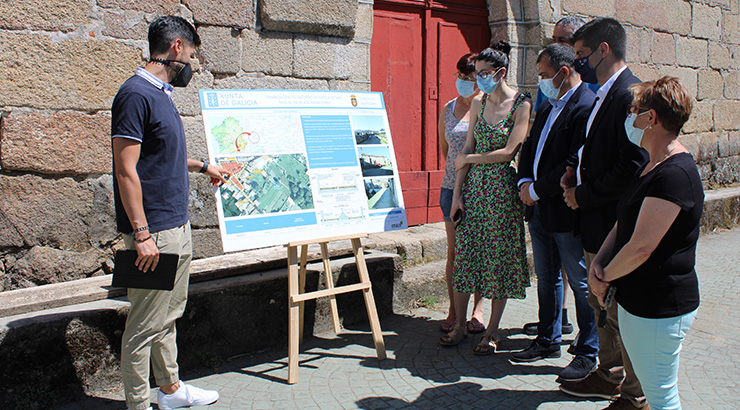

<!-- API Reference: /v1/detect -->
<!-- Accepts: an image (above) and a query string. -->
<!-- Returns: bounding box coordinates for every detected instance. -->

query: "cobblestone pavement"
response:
[60,229,740,410]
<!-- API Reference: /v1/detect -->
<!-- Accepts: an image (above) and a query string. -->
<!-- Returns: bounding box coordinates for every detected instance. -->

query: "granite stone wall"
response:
[1,0,735,291]
[0,0,372,291]
[489,0,740,188]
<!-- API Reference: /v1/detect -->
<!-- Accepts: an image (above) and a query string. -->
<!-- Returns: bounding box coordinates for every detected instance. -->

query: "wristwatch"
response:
[199,159,209,173]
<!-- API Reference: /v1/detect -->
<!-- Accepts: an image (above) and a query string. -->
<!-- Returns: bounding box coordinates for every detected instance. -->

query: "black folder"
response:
[112,249,179,290]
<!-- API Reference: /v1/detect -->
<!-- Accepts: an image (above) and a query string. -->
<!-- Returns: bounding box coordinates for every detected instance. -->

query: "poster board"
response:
[199,90,408,252]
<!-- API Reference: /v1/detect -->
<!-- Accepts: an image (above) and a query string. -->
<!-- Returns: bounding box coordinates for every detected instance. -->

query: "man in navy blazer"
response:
[559,18,649,410]
[512,43,599,382]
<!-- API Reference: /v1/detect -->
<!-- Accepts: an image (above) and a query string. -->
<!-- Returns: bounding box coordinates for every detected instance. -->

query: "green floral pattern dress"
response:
[453,93,530,299]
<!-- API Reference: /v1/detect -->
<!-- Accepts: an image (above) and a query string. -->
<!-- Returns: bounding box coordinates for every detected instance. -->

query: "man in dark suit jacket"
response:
[559,18,649,410]
[512,43,599,382]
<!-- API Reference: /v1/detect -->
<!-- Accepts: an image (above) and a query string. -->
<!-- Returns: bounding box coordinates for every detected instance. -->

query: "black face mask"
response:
[150,57,193,88]
[573,49,604,85]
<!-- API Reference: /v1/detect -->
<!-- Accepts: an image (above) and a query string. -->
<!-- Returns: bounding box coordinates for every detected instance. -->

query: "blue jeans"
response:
[528,205,598,356]
[619,305,696,410]
[439,188,454,222]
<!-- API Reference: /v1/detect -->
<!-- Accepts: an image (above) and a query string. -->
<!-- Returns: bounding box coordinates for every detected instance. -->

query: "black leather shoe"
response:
[511,340,561,362]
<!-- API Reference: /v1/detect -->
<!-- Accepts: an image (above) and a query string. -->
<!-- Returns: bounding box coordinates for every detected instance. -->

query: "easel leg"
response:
[299,245,308,344]
[320,242,342,334]
[287,245,300,384]
[351,238,387,360]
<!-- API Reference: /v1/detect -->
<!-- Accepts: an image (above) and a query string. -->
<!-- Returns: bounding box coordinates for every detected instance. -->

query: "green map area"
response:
[212,117,243,154]
[218,154,314,217]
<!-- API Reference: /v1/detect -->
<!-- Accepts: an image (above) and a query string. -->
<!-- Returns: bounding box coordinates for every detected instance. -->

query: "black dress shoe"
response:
[510,340,561,362]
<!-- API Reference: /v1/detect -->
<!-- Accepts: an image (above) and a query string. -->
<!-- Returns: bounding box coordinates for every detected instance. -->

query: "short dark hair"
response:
[477,41,511,70]
[537,43,577,71]
[555,16,586,33]
[572,17,626,61]
[148,15,201,56]
[456,53,478,76]
[629,76,694,135]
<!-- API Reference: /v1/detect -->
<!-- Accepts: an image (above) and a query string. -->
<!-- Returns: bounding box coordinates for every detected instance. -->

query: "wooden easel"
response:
[286,233,386,384]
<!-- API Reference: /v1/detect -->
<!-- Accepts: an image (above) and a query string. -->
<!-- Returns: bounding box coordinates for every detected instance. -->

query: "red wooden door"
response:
[371,7,424,174]
[372,0,490,226]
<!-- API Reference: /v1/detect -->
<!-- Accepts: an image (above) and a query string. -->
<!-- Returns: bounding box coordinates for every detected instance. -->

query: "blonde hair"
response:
[629,76,693,134]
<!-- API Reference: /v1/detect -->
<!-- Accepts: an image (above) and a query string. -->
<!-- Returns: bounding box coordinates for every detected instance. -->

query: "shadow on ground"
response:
[357,382,591,410]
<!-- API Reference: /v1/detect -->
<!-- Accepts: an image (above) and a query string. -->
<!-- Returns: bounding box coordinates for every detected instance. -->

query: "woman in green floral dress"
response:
[440,42,531,355]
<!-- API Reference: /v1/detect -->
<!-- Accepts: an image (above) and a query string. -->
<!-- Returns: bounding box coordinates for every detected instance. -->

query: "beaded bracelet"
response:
[132,226,149,233]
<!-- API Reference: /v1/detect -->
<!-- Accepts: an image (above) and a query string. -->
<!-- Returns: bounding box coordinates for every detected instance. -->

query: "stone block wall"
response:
[490,0,740,188]
[3,0,737,291]
[0,0,371,291]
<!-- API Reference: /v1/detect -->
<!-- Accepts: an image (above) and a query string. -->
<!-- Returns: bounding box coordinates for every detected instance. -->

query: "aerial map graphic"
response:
[216,154,315,217]
[210,115,303,155]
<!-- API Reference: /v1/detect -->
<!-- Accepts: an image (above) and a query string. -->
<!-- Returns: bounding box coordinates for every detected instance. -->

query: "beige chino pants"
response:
[584,251,646,407]
[121,222,192,410]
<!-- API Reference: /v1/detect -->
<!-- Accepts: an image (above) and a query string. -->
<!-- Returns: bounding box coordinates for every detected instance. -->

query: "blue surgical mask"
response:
[539,68,564,100]
[476,69,502,94]
[455,77,476,98]
[574,50,603,84]
[624,111,650,147]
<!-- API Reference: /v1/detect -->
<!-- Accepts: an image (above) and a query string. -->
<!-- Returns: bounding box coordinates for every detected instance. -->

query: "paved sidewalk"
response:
[59,229,740,410]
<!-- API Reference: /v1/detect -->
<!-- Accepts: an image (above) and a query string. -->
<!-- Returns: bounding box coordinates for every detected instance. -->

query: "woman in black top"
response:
[588,76,701,410]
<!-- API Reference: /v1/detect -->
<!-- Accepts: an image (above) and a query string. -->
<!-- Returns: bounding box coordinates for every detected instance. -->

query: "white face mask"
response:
[539,68,565,100]
[624,111,650,147]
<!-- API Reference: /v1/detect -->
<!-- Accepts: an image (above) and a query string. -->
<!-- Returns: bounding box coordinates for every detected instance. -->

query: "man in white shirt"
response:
[558,18,649,410]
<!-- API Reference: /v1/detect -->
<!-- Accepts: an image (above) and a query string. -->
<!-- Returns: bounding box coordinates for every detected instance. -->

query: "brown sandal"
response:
[440,319,457,333]
[440,323,467,346]
[473,334,500,355]
[467,318,485,334]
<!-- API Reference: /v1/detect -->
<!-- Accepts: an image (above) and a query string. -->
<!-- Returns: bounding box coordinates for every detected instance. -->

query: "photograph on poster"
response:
[358,146,394,177]
[311,168,367,224]
[352,115,388,145]
[216,154,314,217]
[364,178,399,210]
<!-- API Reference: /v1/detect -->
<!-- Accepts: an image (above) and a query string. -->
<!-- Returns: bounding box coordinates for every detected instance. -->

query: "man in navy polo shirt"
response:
[111,16,230,410]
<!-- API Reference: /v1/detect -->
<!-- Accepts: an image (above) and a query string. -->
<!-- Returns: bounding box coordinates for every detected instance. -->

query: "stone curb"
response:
[0,223,448,319]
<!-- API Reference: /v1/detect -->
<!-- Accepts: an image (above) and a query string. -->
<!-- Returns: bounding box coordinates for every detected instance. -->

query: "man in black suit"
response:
[559,18,649,410]
[512,43,599,382]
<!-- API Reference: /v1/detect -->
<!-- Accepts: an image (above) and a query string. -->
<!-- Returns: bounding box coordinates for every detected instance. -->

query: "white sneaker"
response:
[157,382,219,409]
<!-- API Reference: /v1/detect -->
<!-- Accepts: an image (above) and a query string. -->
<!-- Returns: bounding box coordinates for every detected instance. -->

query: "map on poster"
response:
[199,90,407,252]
